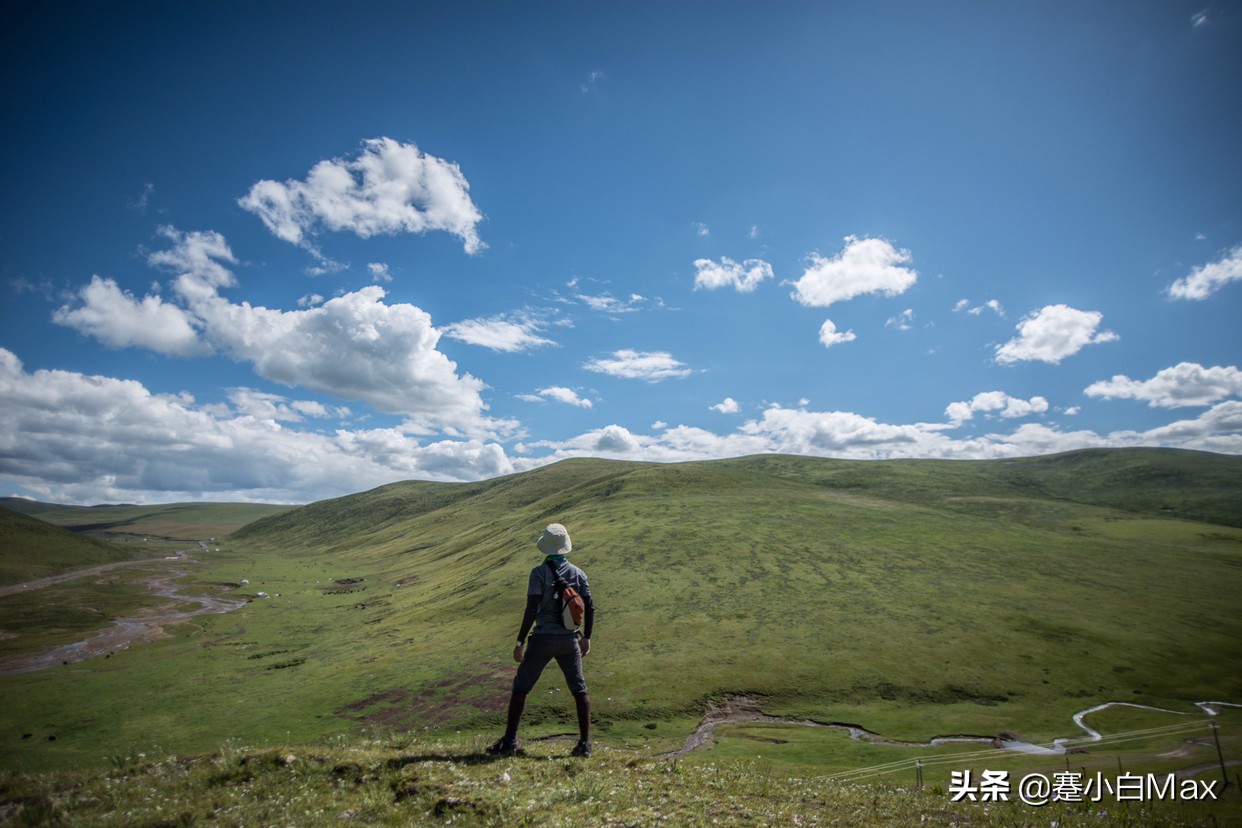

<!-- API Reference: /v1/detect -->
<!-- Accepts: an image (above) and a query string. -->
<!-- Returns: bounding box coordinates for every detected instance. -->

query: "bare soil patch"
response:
[337,665,513,731]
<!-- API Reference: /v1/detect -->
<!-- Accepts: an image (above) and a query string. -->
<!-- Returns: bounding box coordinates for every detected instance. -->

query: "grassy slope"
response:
[2,449,1241,785]
[0,507,151,585]
[3,727,1239,827]
[3,500,295,544]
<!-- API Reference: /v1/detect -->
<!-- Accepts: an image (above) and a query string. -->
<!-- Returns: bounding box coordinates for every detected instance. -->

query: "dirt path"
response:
[0,551,245,676]
[0,552,181,597]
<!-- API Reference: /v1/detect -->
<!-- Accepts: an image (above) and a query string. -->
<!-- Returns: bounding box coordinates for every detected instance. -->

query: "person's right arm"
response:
[513,593,540,661]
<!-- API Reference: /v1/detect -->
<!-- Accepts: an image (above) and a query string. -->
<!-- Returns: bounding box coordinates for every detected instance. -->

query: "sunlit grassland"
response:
[2,448,1240,817]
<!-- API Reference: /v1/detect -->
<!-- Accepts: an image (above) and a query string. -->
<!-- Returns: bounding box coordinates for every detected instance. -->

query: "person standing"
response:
[489,523,595,757]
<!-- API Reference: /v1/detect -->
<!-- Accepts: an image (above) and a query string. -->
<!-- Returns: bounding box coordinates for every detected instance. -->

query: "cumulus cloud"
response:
[710,397,740,414]
[238,137,485,254]
[57,227,507,437]
[516,397,1242,472]
[225,388,349,422]
[368,262,393,282]
[1085,362,1242,408]
[818,319,857,348]
[53,276,205,355]
[693,257,774,293]
[789,235,917,307]
[945,391,1050,425]
[1167,244,1242,300]
[441,313,556,352]
[0,348,513,504]
[583,349,692,382]
[994,304,1118,364]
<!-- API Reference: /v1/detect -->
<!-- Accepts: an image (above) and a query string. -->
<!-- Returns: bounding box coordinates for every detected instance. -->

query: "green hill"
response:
[1,498,294,543]
[0,507,150,585]
[3,448,1241,784]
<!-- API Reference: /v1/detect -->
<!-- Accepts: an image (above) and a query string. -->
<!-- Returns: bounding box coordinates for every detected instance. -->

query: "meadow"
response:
[1,448,1240,824]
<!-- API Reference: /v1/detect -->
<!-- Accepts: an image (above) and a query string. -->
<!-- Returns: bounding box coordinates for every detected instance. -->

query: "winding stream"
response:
[664,695,1242,758]
[0,551,245,676]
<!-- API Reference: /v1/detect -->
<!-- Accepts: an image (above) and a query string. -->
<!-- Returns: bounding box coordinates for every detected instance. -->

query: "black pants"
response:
[512,633,587,695]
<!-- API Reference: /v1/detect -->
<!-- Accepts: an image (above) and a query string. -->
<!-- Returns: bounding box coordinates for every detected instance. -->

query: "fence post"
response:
[916,760,923,790]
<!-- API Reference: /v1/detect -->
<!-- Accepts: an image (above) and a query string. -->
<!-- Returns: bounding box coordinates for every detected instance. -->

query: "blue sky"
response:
[2,2,1240,504]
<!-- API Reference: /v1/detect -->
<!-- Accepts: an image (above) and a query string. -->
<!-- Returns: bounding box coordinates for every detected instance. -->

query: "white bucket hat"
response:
[536,523,572,556]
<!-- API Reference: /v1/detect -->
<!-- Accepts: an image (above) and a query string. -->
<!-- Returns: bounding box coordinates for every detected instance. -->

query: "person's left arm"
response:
[579,575,595,657]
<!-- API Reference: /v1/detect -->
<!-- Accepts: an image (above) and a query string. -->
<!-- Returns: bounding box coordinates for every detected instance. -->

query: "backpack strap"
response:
[545,559,569,590]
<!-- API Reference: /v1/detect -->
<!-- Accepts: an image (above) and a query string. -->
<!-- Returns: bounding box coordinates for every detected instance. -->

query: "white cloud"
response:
[1167,244,1242,300]
[748,225,760,240]
[583,349,692,382]
[517,397,1242,472]
[693,222,710,237]
[1139,401,1242,454]
[1192,9,1208,27]
[579,69,604,95]
[238,137,485,255]
[146,226,237,301]
[693,257,774,293]
[441,313,556,353]
[955,298,1005,317]
[886,309,915,330]
[530,387,592,408]
[226,388,348,422]
[710,397,740,414]
[60,227,508,438]
[945,391,1050,425]
[818,319,857,348]
[53,276,205,356]
[1085,362,1242,408]
[573,291,651,314]
[789,235,917,307]
[994,304,1118,364]
[368,262,393,282]
[0,348,514,504]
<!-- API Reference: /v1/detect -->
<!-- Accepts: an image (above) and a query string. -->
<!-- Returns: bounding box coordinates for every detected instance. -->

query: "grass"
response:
[0,568,176,658]
[2,730,1239,826]
[1,448,1240,823]
[0,509,153,586]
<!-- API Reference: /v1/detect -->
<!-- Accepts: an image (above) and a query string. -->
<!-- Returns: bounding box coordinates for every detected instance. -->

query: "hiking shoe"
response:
[486,736,519,756]
[570,740,591,758]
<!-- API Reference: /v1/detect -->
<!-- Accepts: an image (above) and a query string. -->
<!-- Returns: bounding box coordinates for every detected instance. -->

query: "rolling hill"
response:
[0,507,152,585]
[2,448,1241,779]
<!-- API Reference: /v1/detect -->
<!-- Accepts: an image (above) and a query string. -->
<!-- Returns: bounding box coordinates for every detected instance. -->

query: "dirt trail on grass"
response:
[0,552,180,597]
[0,550,245,676]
